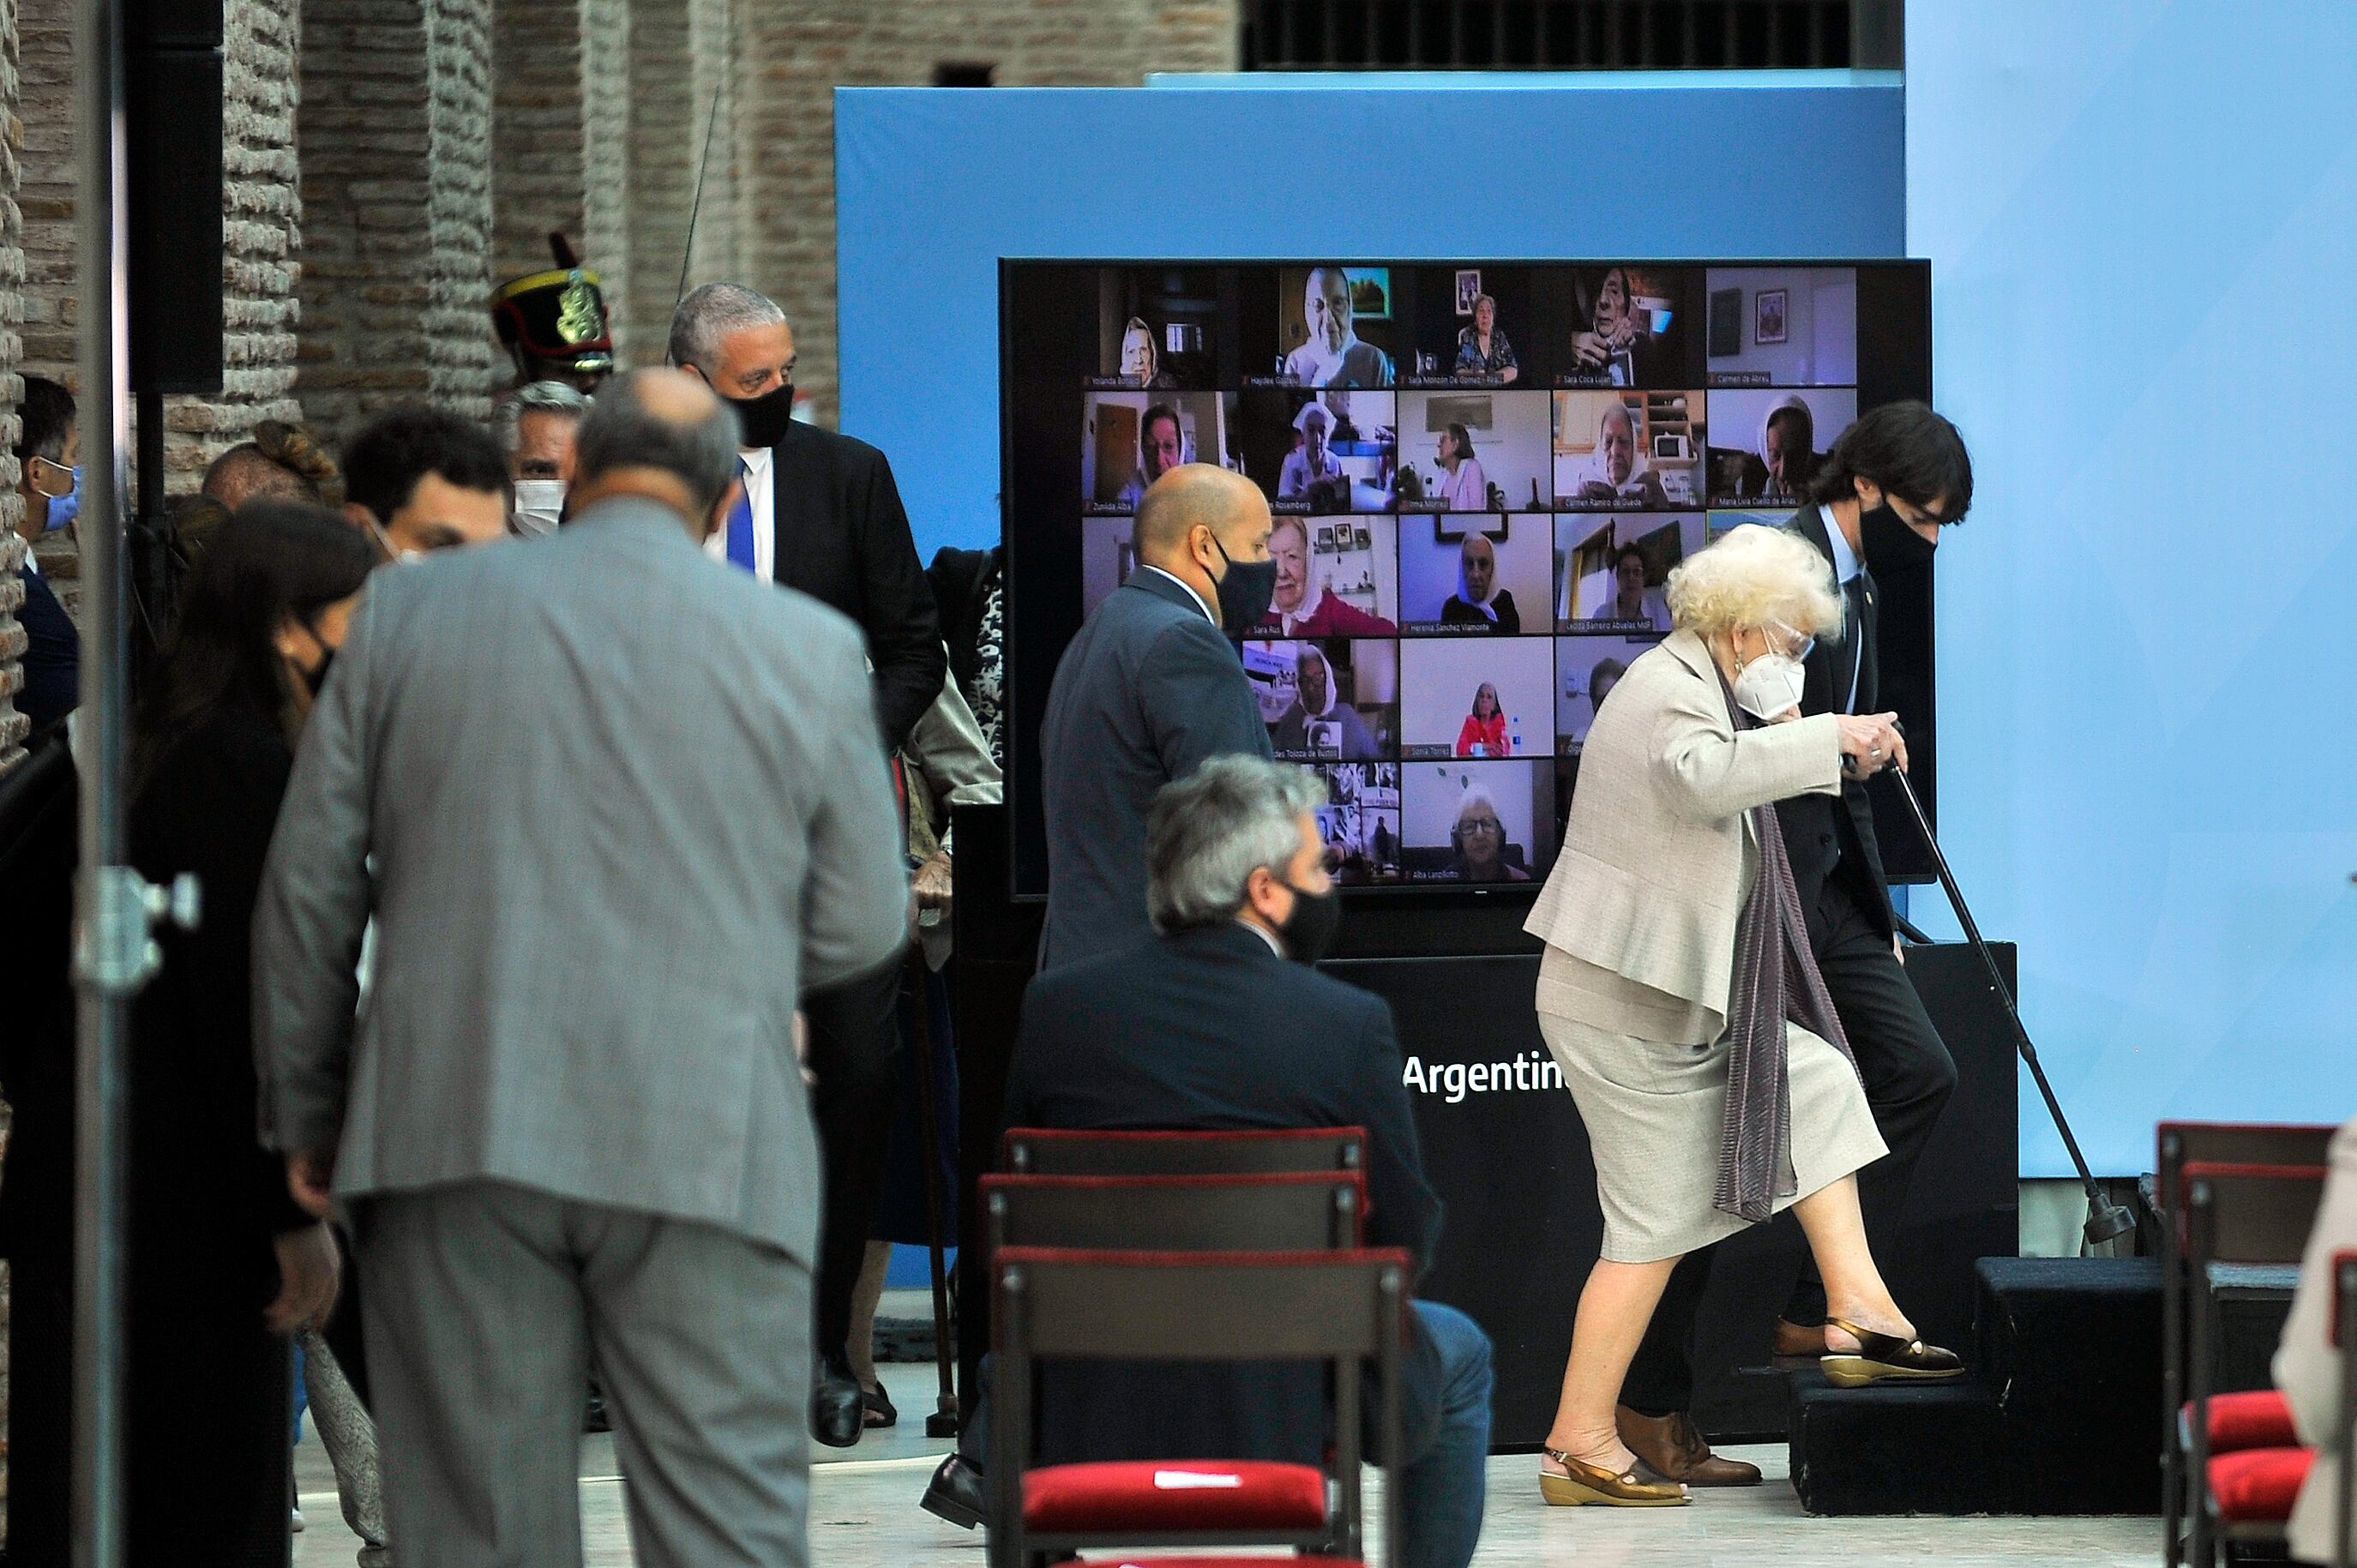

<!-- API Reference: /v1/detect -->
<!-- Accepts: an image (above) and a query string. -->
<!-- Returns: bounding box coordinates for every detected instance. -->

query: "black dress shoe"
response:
[810,1355,866,1448]
[921,1452,985,1530]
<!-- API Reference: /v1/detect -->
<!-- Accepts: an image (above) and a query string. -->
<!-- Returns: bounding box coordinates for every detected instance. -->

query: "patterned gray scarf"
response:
[1714,680,1858,1223]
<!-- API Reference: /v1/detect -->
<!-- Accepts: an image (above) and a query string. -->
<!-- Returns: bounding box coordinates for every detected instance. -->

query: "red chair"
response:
[2159,1121,2336,1567]
[2184,1162,2327,1568]
[989,1247,1408,1568]
[1004,1125,1366,1178]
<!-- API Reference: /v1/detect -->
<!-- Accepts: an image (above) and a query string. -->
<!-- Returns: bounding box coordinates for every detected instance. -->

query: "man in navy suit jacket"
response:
[929,757,1493,1568]
[1038,464,1278,970]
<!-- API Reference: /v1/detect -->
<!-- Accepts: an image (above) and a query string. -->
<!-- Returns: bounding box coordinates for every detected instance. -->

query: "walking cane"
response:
[905,946,961,1436]
[1883,740,2134,1248]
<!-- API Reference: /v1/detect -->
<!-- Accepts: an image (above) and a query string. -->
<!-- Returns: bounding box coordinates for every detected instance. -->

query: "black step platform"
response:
[1790,1256,2163,1515]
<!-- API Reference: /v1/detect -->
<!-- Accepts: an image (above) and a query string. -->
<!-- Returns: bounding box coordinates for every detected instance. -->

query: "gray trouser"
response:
[352,1181,812,1568]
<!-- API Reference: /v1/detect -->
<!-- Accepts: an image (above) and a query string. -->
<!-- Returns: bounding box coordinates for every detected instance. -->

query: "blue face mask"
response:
[31,460,80,533]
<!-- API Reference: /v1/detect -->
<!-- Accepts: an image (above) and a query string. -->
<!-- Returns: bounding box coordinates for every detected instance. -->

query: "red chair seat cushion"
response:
[2190,1390,2300,1452]
[1023,1460,1329,1534]
[2208,1446,2316,1523]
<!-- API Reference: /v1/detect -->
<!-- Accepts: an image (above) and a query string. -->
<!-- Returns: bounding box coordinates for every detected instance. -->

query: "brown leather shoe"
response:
[1614,1405,1762,1487]
[1773,1319,1830,1358]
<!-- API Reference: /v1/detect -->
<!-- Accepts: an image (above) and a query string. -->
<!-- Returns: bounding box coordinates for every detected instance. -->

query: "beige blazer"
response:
[2276,1117,2357,1565]
[1525,630,1843,1042]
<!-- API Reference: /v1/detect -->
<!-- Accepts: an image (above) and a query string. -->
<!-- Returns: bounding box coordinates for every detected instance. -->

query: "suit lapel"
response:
[767,424,820,590]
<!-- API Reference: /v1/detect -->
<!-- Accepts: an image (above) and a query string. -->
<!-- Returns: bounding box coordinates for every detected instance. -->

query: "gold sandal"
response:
[1819,1316,1965,1387]
[1539,1447,1690,1506]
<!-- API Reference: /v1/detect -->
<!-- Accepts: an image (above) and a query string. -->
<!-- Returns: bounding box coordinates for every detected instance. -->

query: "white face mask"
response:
[1732,651,1807,721]
[512,479,566,538]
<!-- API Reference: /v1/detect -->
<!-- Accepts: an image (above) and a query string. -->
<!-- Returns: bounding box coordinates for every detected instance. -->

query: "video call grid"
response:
[1060,261,1880,887]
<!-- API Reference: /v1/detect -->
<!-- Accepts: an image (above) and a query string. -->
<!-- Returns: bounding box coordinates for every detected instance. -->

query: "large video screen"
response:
[1004,261,1934,900]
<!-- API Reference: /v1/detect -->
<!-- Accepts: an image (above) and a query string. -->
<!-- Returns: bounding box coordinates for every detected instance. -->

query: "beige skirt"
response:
[1536,1011,1888,1264]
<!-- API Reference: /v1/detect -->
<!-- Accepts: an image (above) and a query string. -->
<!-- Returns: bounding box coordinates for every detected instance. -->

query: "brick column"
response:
[489,0,633,372]
[622,0,747,370]
[297,0,496,449]
[15,0,66,390]
[189,0,307,479]
[618,0,691,364]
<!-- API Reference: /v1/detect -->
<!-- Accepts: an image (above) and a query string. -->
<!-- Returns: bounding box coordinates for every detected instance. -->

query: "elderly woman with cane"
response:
[1524,524,1962,1509]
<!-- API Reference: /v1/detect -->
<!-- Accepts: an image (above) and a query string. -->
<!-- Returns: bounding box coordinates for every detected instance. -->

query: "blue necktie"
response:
[725,459,756,573]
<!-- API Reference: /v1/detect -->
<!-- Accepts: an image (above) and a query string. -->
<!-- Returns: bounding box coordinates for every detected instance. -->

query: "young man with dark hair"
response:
[10,375,81,731]
[1614,399,1974,1487]
[340,406,513,558]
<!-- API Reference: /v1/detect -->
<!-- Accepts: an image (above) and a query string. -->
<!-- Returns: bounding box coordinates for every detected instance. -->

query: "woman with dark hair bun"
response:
[123,500,376,1566]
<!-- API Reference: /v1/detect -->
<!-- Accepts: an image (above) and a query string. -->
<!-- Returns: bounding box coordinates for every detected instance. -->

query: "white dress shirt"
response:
[704,447,776,580]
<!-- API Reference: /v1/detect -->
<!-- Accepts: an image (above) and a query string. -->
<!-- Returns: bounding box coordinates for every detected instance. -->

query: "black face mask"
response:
[1210,534,1279,634]
[1276,879,1341,964]
[1861,500,1939,572]
[725,381,796,449]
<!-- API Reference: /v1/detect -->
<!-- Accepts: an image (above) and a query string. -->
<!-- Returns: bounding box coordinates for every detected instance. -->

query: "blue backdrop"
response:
[835,60,2354,1181]
[1905,1,2357,1175]
[835,75,1904,553]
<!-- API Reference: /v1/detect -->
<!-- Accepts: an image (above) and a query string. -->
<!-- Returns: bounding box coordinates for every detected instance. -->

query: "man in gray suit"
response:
[1039,463,1278,970]
[254,369,908,1568]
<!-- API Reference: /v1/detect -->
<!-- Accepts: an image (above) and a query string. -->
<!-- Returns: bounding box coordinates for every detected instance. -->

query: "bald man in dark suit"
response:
[1037,465,1278,970]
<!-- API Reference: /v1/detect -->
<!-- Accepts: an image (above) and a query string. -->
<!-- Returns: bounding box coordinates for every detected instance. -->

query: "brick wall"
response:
[734,1,1239,430]
[0,0,28,772]
[490,0,634,375]
[297,0,496,450]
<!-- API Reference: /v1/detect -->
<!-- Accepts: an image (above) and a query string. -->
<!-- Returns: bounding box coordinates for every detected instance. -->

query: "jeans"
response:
[1395,1301,1494,1568]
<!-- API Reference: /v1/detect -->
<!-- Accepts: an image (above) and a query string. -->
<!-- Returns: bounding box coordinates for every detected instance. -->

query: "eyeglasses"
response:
[1768,621,1816,662]
[1458,817,1503,836]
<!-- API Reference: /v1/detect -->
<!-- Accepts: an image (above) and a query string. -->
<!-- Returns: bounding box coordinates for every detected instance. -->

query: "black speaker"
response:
[124,43,224,394]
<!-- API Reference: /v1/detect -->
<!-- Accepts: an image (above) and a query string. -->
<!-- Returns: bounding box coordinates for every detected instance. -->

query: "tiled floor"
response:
[294,1362,2157,1567]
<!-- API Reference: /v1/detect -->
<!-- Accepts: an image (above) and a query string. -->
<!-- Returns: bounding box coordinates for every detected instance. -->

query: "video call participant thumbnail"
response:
[1554,635,1654,755]
[1253,514,1398,636]
[1398,760,1555,884]
[1457,294,1519,382]
[1563,512,1704,628]
[1251,639,1396,761]
[1091,267,1220,388]
[1083,391,1230,512]
[1315,762,1402,886]
[1585,544,1669,629]
[1241,389,1397,515]
[1705,387,1855,508]
[1702,266,1859,387]
[1398,635,1554,760]
[1280,266,1397,388]
[1560,266,1696,388]
[1399,517,1549,635]
[1554,394,1672,509]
